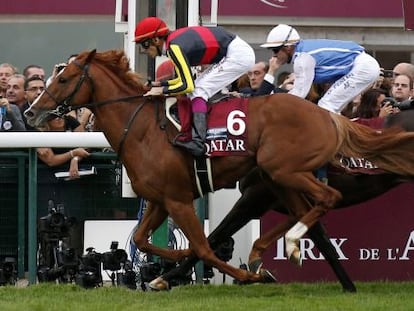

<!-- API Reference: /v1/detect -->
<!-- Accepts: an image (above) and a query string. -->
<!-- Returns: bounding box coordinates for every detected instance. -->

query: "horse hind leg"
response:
[285,187,342,264]
[266,172,342,264]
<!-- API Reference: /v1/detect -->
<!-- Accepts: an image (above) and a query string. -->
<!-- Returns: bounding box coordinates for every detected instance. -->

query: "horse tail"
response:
[330,112,414,176]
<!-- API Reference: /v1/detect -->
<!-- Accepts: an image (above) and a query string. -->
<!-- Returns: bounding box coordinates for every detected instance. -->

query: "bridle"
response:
[44,60,145,118]
[43,58,152,156]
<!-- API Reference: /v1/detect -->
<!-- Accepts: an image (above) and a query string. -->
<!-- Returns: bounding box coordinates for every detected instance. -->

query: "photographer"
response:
[353,88,399,129]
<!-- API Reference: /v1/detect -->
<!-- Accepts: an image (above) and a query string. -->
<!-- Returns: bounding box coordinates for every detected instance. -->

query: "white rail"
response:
[0,132,110,148]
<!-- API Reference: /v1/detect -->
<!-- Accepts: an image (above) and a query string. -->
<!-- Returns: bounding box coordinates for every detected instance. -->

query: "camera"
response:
[75,243,136,289]
[0,257,17,286]
[102,241,128,271]
[101,242,136,289]
[37,201,79,283]
[393,99,414,110]
[37,247,78,283]
[382,97,414,110]
[383,69,394,78]
[75,247,103,288]
[38,201,76,240]
[381,97,398,107]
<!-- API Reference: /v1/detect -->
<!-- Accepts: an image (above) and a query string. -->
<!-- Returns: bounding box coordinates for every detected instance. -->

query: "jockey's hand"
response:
[144,86,163,96]
[268,57,281,76]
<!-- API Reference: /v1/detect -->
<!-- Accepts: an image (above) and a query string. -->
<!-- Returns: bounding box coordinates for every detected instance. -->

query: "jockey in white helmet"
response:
[261,24,380,114]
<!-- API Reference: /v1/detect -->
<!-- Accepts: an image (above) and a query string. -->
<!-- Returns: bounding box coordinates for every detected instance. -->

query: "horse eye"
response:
[58,77,67,83]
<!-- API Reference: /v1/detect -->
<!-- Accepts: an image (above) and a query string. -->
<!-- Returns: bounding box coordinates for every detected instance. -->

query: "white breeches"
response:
[190,36,255,101]
[318,52,380,113]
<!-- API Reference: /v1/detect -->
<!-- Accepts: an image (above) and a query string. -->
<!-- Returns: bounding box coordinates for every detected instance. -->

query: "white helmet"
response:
[260,24,300,48]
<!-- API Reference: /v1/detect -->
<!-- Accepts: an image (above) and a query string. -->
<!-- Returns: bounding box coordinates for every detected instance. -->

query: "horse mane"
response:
[80,49,147,93]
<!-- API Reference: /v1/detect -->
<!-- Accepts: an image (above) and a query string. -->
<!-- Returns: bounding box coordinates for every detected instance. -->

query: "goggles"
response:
[269,46,284,54]
[140,39,152,49]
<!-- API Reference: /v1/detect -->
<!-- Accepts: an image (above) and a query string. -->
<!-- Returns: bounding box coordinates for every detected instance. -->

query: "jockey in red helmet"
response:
[134,17,255,157]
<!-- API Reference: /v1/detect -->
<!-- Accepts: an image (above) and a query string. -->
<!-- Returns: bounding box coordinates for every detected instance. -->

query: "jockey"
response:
[134,17,255,157]
[261,24,380,114]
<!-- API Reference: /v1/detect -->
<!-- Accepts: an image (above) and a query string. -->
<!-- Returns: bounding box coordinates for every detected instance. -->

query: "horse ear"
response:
[85,49,97,64]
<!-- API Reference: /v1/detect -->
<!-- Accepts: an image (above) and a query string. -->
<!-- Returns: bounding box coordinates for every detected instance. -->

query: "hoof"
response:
[248,259,263,274]
[259,269,277,283]
[149,277,169,291]
[288,249,302,266]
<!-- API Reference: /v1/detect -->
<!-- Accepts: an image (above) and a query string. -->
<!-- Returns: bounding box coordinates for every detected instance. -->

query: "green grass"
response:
[0,282,413,311]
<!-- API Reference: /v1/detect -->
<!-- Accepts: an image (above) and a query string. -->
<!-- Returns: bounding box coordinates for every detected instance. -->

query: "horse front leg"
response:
[149,199,264,290]
[152,179,276,286]
[133,201,192,262]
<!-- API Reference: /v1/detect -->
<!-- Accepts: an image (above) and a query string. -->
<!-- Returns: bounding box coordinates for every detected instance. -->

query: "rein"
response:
[117,101,146,156]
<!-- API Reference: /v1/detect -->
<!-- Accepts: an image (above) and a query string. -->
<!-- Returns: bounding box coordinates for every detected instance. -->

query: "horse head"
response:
[25,49,148,128]
[25,50,97,127]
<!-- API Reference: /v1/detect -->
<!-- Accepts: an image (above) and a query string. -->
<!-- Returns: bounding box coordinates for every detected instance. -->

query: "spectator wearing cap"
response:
[260,24,380,114]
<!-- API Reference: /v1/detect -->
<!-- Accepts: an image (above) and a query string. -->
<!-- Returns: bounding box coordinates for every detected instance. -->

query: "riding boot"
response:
[174,112,207,157]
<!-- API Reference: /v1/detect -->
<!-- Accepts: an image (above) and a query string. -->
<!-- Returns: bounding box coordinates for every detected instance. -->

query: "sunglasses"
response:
[140,39,152,49]
[269,46,284,54]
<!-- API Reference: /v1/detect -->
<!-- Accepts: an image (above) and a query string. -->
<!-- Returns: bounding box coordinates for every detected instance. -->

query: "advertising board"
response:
[200,0,403,18]
[261,183,414,282]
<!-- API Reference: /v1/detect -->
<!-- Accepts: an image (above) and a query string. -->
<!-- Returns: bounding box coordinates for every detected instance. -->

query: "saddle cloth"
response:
[176,96,249,157]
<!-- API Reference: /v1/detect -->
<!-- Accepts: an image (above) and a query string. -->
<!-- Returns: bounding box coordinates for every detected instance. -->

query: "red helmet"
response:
[134,17,170,43]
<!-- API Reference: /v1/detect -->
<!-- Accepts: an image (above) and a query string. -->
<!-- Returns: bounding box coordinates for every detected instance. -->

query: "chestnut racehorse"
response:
[24,49,414,290]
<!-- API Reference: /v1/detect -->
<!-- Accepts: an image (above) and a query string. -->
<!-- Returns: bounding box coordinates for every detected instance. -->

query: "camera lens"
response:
[381,97,397,107]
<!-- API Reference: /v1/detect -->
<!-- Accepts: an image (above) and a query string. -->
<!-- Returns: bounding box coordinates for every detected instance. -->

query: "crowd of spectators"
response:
[0,59,97,171]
